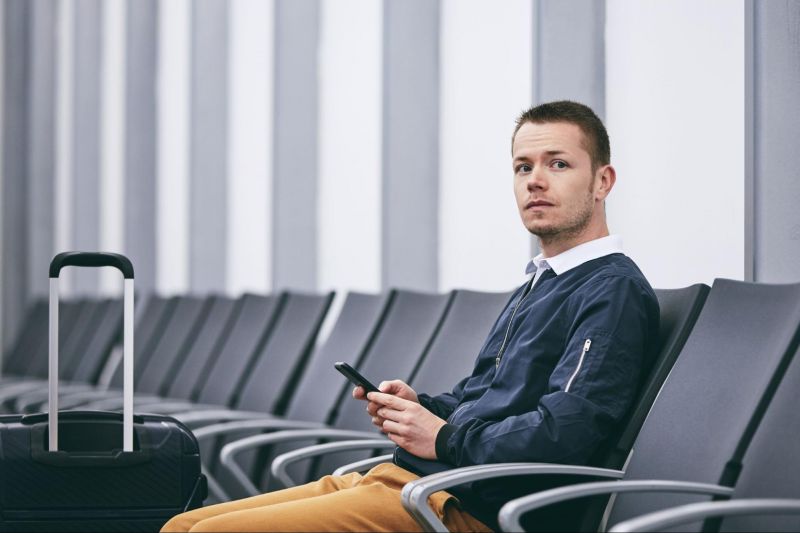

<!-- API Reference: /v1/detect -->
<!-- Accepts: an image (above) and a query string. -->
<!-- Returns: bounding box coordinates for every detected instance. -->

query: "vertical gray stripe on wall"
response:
[381,0,440,291]
[744,0,755,282]
[751,1,800,283]
[530,0,605,258]
[534,0,605,117]
[71,0,102,294]
[272,0,319,291]
[190,0,228,293]
[1,0,30,351]
[126,0,158,293]
[27,0,56,298]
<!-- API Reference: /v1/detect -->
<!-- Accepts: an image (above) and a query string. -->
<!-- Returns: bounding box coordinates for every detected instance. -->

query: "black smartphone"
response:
[334,362,379,394]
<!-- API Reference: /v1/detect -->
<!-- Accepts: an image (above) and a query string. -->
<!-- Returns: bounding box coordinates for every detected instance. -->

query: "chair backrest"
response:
[607,279,800,526]
[602,283,710,468]
[408,289,513,394]
[3,299,48,376]
[26,299,96,379]
[234,292,335,415]
[302,290,453,480]
[716,332,800,532]
[136,296,210,395]
[68,298,124,384]
[108,295,176,389]
[283,291,394,423]
[195,294,283,406]
[329,290,454,432]
[163,295,239,400]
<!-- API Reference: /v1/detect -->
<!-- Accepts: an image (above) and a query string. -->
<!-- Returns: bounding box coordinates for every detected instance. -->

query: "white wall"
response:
[226,0,273,295]
[605,0,745,288]
[317,0,382,293]
[438,0,533,292]
[157,0,190,294]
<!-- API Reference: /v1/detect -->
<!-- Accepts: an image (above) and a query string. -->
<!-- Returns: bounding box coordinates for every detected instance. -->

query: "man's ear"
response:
[594,164,616,201]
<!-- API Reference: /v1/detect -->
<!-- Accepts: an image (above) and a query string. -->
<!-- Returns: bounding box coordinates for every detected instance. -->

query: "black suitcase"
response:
[0,252,206,532]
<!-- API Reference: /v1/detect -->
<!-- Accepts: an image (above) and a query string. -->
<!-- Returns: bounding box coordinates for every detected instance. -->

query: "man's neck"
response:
[539,225,610,258]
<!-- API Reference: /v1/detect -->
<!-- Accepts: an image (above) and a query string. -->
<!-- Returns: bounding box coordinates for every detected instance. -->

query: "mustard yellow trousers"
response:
[161,463,491,532]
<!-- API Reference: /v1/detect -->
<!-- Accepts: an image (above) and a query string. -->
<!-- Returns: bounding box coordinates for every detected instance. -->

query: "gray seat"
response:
[51,295,213,410]
[609,317,800,533]
[1,298,48,376]
[9,296,174,413]
[212,289,453,499]
[480,279,800,533]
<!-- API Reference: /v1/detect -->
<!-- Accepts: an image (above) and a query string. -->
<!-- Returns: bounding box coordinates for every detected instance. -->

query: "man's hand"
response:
[353,380,419,431]
[367,391,446,460]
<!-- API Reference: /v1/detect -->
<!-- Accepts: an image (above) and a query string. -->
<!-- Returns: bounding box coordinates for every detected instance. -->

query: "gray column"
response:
[71,0,102,294]
[27,0,56,298]
[125,0,158,293]
[189,0,228,293]
[750,1,800,282]
[530,0,605,258]
[2,0,31,351]
[271,0,319,291]
[381,0,440,291]
[534,0,605,117]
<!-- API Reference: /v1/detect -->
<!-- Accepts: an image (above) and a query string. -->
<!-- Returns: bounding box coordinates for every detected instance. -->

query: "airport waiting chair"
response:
[81,293,279,413]
[398,282,713,532]
[173,291,384,499]
[51,295,213,410]
[0,299,113,411]
[10,296,173,412]
[205,289,454,499]
[1,298,48,377]
[437,279,800,533]
[608,320,800,533]
[268,288,516,486]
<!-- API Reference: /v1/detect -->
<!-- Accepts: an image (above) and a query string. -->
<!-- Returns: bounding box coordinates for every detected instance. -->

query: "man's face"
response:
[512,121,600,242]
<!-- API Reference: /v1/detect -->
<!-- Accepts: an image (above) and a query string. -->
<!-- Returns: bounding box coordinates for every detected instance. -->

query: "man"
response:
[162,101,659,532]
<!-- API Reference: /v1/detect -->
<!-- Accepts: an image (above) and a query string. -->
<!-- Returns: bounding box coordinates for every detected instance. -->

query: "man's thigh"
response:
[188,480,424,532]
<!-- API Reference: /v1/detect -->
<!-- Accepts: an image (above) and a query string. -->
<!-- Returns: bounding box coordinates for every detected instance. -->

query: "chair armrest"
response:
[191,418,327,441]
[333,454,395,476]
[0,381,45,402]
[219,429,382,497]
[609,498,800,533]
[498,479,734,533]
[402,463,625,532]
[174,409,274,428]
[271,439,394,488]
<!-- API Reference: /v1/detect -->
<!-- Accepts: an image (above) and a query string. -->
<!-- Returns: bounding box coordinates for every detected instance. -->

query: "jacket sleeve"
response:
[436,274,658,467]
[417,376,469,420]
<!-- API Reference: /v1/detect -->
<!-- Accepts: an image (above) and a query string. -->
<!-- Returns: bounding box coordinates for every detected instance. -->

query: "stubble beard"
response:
[528,188,595,249]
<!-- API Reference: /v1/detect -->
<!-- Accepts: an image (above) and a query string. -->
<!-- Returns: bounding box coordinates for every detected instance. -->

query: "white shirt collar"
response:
[525,235,624,276]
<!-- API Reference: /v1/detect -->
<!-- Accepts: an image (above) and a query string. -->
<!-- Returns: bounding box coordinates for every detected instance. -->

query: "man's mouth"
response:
[526,200,554,209]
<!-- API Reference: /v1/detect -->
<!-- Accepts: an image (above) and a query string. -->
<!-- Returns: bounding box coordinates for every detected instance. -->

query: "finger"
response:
[367,391,406,409]
[381,419,404,435]
[376,407,403,422]
[378,380,401,394]
[352,386,366,400]
[366,401,382,417]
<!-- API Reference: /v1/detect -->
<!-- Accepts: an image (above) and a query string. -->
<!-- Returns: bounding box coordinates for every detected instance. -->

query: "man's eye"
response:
[516,164,532,173]
[551,160,568,169]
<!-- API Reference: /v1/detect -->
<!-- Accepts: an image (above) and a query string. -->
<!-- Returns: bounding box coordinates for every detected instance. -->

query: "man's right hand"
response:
[352,380,418,432]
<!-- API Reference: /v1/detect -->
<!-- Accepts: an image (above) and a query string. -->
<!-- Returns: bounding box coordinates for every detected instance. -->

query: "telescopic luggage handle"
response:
[48,252,135,453]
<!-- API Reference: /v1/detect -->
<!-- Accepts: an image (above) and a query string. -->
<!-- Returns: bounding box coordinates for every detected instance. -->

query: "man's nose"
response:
[527,169,547,191]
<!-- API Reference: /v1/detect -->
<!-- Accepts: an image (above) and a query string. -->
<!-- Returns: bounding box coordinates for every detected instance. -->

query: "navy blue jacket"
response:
[407,252,659,526]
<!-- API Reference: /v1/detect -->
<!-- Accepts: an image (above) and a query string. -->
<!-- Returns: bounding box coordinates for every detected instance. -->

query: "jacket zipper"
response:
[565,339,592,392]
[495,283,533,368]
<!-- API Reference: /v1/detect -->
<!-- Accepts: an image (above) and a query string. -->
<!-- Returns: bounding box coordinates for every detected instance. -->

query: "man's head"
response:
[512,100,610,171]
[511,101,616,256]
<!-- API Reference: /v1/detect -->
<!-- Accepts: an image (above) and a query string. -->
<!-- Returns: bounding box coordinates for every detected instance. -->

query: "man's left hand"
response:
[367,391,447,460]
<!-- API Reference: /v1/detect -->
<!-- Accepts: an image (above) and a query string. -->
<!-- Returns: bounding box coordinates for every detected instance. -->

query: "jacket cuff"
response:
[435,423,458,462]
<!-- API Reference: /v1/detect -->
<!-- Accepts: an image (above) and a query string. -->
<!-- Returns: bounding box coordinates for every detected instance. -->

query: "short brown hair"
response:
[512,101,610,170]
